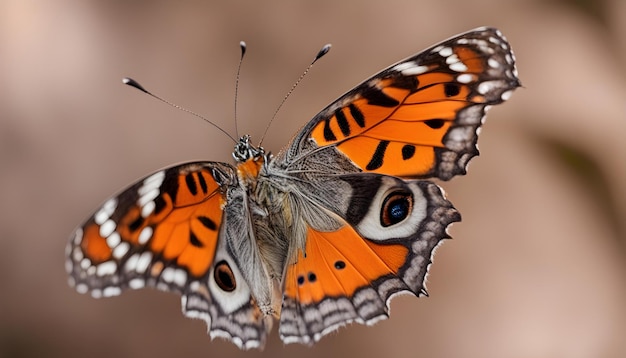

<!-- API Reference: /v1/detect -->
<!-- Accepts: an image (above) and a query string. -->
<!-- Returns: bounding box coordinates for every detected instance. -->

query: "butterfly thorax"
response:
[231,136,317,286]
[230,136,292,298]
[236,153,264,188]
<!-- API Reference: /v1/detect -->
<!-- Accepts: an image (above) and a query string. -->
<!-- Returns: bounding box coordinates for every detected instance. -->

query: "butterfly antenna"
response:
[258,43,331,146]
[233,41,246,140]
[122,77,237,143]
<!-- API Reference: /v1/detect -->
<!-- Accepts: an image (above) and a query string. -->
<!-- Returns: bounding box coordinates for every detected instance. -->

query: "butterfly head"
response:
[233,135,265,163]
[233,135,267,187]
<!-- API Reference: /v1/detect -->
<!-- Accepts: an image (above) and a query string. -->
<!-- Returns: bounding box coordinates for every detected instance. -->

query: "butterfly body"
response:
[67,27,520,349]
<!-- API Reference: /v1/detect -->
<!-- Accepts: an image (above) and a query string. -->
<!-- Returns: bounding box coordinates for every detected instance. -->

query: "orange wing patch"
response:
[70,163,229,291]
[80,224,113,263]
[283,225,408,305]
[306,33,519,180]
[124,166,224,278]
[309,72,477,178]
[148,193,223,277]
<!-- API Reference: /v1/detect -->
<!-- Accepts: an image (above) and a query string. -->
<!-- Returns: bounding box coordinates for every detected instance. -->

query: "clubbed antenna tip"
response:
[259,43,332,146]
[122,77,148,93]
[315,44,331,62]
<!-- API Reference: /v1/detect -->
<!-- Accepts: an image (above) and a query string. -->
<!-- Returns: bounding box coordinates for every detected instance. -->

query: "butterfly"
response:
[66,27,520,349]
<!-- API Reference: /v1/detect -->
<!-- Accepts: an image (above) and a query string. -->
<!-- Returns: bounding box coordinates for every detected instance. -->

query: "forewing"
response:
[65,162,271,349]
[285,27,520,180]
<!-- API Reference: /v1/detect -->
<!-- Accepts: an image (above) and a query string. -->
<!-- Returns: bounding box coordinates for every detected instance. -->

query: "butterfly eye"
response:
[214,260,236,292]
[380,191,413,227]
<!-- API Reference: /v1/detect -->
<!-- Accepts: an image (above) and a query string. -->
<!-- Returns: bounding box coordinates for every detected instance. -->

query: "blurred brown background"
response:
[1,0,625,357]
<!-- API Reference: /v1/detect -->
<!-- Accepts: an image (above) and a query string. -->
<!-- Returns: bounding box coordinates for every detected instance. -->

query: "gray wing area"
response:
[182,230,273,349]
[277,174,460,344]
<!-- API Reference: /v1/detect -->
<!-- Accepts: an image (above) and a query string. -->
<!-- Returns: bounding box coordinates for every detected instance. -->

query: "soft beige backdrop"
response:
[1,1,625,357]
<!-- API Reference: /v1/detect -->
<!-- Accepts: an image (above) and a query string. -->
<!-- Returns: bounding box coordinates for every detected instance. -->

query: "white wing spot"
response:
[449,62,468,72]
[488,36,500,45]
[136,171,165,211]
[80,258,92,270]
[103,286,122,297]
[103,197,118,211]
[457,74,475,83]
[161,267,175,283]
[141,200,155,218]
[96,261,117,276]
[135,252,152,274]
[91,289,102,299]
[112,241,130,259]
[476,39,490,51]
[94,210,109,226]
[501,89,514,101]
[125,253,140,272]
[138,188,159,207]
[76,283,88,294]
[431,45,444,53]
[400,65,429,76]
[445,54,459,64]
[438,46,453,57]
[478,80,502,95]
[446,127,474,145]
[173,269,188,287]
[129,278,145,289]
[412,239,428,251]
[393,61,429,76]
[106,232,121,248]
[138,173,164,195]
[73,228,83,245]
[95,198,117,225]
[72,247,84,262]
[99,219,116,238]
[161,267,187,287]
[488,57,500,68]
[138,226,153,245]
[505,54,513,65]
[392,61,416,72]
